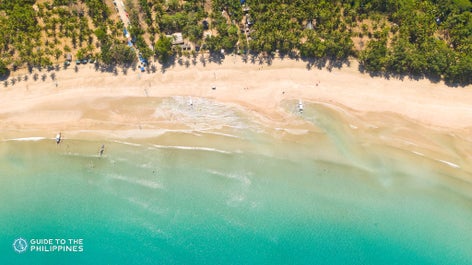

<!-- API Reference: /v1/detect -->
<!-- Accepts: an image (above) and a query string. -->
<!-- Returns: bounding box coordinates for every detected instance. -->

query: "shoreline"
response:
[1,55,472,140]
[2,54,472,186]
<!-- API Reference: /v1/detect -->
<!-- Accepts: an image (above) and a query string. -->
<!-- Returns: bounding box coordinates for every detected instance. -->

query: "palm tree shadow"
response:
[208,52,224,64]
[199,55,206,66]
[160,56,176,73]
[0,72,10,81]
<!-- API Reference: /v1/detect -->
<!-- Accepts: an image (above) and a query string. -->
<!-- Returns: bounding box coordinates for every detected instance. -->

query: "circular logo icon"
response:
[13,238,28,253]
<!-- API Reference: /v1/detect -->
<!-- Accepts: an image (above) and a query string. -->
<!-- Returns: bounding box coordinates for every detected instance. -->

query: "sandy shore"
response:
[1,55,472,140]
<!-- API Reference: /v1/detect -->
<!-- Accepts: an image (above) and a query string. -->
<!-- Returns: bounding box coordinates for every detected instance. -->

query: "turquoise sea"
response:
[1,99,472,264]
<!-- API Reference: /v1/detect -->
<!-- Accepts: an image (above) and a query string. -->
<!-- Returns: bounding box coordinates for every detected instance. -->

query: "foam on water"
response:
[4,137,47,141]
[207,169,252,185]
[153,96,251,131]
[151,144,235,154]
[111,140,142,147]
[107,173,164,190]
[436,159,461,168]
[411,150,426,157]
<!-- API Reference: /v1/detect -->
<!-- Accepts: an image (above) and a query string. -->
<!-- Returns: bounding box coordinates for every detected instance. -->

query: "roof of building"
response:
[172,33,184,45]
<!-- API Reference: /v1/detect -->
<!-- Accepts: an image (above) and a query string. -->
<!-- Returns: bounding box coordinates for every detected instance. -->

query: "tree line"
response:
[357,0,472,84]
[0,0,470,85]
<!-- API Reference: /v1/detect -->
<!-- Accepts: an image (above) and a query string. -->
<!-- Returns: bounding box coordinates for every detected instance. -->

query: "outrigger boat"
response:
[298,100,304,113]
[55,132,61,144]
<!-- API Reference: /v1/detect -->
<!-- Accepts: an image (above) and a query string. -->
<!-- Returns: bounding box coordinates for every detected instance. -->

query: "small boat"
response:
[298,100,304,113]
[55,132,61,144]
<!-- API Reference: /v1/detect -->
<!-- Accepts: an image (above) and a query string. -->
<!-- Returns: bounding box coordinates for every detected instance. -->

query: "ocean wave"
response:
[111,140,142,147]
[409,151,460,169]
[4,137,46,142]
[63,152,102,159]
[151,144,234,154]
[274,128,309,135]
[207,169,251,185]
[108,174,164,189]
[436,159,460,169]
[410,151,425,157]
[284,129,310,135]
[397,138,421,147]
[200,131,242,139]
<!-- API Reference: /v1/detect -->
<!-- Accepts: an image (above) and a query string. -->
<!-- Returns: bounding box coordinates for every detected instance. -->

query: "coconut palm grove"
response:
[0,0,471,84]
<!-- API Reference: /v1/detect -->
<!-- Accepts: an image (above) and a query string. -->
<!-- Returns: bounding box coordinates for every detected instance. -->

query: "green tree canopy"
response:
[155,35,173,63]
[360,38,388,72]
[0,60,9,77]
[100,44,136,65]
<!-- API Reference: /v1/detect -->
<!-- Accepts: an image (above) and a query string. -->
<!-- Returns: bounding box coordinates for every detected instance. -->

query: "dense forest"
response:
[0,0,471,84]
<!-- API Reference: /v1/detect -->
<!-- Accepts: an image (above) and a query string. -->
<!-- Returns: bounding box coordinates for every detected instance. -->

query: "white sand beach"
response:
[1,55,472,141]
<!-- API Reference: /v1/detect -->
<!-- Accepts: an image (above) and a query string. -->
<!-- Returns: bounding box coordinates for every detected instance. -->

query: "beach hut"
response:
[66,53,72,61]
[172,33,184,45]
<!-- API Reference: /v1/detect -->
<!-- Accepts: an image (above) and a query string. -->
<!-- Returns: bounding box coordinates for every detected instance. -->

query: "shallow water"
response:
[1,101,472,264]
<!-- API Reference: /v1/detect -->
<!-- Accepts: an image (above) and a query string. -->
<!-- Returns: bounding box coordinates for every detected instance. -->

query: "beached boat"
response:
[298,100,304,113]
[55,133,61,144]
